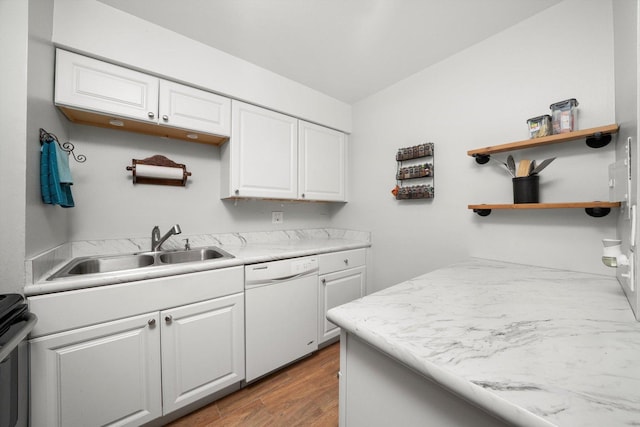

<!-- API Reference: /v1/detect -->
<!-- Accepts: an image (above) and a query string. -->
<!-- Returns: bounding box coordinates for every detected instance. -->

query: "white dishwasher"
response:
[245,256,319,382]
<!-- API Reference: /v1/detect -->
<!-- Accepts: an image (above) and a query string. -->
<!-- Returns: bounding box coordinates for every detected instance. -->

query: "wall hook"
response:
[39,128,86,163]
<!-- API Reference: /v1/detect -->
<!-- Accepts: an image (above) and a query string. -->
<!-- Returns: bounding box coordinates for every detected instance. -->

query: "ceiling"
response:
[97,0,562,104]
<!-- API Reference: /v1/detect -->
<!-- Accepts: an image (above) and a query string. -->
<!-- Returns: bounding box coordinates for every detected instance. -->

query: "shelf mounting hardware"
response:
[585,132,612,149]
[473,154,491,165]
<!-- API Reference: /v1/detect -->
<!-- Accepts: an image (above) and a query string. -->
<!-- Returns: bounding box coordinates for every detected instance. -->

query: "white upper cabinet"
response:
[158,80,230,136]
[299,121,346,202]
[222,101,347,201]
[222,100,298,199]
[55,49,159,123]
[54,49,230,145]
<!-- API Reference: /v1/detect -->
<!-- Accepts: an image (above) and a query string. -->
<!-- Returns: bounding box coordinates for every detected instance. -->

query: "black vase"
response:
[512,175,539,204]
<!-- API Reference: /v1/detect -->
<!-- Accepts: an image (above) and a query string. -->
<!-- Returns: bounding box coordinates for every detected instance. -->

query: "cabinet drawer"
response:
[319,249,366,275]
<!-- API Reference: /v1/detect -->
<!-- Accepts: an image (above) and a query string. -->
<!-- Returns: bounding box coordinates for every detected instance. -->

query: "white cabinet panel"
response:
[55,49,159,123]
[299,121,347,201]
[161,294,244,414]
[340,334,510,427]
[222,102,347,201]
[223,101,298,199]
[29,312,162,427]
[159,80,231,136]
[318,266,366,344]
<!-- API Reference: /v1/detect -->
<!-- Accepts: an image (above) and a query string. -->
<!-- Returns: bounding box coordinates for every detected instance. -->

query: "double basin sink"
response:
[48,246,234,280]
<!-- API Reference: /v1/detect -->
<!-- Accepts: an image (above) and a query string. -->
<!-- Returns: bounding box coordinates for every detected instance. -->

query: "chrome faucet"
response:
[151,224,182,251]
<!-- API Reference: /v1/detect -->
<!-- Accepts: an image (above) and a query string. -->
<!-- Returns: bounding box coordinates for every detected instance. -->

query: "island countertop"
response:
[327,258,640,427]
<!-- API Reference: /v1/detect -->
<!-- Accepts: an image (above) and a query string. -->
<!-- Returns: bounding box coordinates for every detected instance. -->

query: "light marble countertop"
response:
[25,228,370,296]
[327,258,640,427]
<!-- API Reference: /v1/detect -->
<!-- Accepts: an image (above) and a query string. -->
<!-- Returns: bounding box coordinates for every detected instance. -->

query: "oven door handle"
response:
[0,313,37,362]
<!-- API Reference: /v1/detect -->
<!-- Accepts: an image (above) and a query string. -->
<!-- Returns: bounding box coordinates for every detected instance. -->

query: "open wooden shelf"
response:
[467,124,619,157]
[468,201,621,217]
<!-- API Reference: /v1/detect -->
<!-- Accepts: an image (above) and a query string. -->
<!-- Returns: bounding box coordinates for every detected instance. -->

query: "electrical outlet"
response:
[272,211,284,224]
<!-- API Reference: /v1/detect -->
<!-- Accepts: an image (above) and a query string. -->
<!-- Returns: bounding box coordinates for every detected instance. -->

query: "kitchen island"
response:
[327,258,640,427]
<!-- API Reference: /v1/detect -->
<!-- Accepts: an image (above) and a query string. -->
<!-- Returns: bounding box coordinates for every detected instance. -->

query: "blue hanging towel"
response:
[40,142,74,208]
[55,141,73,184]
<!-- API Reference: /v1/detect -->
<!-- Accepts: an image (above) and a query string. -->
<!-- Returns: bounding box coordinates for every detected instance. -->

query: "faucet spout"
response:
[151,224,182,251]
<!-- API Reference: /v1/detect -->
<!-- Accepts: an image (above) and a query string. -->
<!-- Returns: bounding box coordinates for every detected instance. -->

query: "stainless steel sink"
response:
[159,247,232,264]
[47,246,234,280]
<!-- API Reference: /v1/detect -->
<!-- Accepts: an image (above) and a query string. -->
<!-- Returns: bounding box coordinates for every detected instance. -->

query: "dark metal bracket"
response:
[473,209,492,216]
[584,207,611,217]
[39,128,86,163]
[473,154,491,164]
[585,132,612,148]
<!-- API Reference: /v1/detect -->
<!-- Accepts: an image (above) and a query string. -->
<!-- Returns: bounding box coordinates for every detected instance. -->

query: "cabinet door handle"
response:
[321,278,326,284]
[162,115,169,122]
[301,193,305,198]
[344,259,349,265]
[148,112,155,119]
[148,318,156,327]
[165,315,173,324]
[234,189,239,195]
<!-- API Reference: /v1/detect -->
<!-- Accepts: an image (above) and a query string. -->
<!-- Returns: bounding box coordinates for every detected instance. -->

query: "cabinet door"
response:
[318,266,366,344]
[298,121,346,201]
[29,312,162,427]
[158,80,231,136]
[225,100,298,199]
[160,293,244,414]
[54,49,159,123]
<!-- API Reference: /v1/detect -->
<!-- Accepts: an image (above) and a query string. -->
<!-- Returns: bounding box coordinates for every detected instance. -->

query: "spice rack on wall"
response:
[394,142,434,200]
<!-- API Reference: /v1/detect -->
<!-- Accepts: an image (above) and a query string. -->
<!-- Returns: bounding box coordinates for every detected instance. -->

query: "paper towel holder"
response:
[126,154,191,186]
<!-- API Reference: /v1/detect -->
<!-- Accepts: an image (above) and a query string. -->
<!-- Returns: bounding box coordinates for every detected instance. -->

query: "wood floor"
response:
[167,342,340,427]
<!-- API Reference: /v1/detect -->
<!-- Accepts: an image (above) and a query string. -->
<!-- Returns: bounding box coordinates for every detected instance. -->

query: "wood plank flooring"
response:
[167,342,339,427]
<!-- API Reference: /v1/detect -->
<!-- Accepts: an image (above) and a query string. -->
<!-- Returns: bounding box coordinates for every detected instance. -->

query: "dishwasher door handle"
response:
[245,270,318,288]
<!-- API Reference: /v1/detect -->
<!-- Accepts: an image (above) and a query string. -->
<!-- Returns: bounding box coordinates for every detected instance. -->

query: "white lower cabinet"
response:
[318,249,366,345]
[29,312,163,427]
[339,333,510,427]
[28,267,244,427]
[161,294,244,414]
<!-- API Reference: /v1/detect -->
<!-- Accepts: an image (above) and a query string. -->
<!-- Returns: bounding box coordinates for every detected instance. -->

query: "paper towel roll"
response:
[135,164,184,180]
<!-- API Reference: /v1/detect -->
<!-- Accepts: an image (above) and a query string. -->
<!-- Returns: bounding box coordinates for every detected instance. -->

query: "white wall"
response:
[25,0,72,262]
[0,0,29,293]
[338,0,617,293]
[613,0,639,319]
[51,0,352,133]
